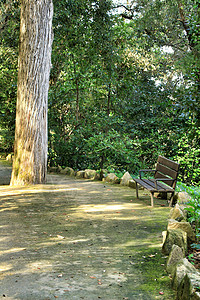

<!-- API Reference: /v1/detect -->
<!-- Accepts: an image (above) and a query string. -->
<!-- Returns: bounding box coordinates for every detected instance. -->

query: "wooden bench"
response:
[133,156,179,207]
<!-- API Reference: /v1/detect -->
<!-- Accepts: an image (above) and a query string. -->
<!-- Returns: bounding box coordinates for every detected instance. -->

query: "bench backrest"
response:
[155,156,179,188]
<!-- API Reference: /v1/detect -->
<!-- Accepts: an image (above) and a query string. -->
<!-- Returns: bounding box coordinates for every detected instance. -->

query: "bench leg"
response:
[169,192,175,207]
[136,182,139,199]
[150,192,154,207]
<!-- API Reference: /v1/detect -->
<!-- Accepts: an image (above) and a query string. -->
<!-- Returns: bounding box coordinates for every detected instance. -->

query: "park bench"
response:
[133,155,179,207]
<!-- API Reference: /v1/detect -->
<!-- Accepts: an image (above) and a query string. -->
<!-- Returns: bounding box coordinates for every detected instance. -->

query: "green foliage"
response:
[1,0,200,187]
[0,0,20,152]
[179,182,200,247]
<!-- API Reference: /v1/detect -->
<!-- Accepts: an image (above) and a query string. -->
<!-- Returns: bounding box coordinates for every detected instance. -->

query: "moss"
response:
[133,249,174,298]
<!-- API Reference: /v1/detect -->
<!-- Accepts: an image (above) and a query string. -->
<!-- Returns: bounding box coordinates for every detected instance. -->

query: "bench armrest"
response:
[154,178,175,189]
[139,169,156,179]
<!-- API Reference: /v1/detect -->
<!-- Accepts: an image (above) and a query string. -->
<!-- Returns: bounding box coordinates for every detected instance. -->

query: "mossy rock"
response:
[60,167,75,176]
[162,229,187,256]
[76,170,85,178]
[84,169,97,180]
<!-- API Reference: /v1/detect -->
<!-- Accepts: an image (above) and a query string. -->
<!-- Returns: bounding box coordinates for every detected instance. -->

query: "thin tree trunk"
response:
[107,82,111,116]
[75,77,80,122]
[72,55,80,122]
[10,0,53,185]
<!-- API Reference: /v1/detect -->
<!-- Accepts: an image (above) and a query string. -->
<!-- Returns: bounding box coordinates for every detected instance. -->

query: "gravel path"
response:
[0,163,175,299]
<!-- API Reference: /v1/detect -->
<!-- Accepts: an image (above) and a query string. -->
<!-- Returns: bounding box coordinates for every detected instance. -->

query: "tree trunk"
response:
[10,0,53,185]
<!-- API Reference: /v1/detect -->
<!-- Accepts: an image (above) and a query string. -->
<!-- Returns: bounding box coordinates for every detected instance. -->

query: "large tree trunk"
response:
[10,0,53,185]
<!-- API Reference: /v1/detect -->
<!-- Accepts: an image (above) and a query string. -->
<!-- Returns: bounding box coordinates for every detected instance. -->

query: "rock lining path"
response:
[0,163,175,299]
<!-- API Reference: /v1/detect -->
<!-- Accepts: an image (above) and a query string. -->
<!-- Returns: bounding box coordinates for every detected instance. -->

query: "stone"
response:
[166,245,185,274]
[177,192,192,204]
[57,166,62,173]
[189,272,200,300]
[120,171,133,186]
[84,169,97,180]
[61,167,75,176]
[172,258,197,290]
[168,219,196,242]
[175,265,200,299]
[129,180,136,189]
[103,173,120,184]
[169,204,186,222]
[176,273,194,300]
[76,171,85,178]
[162,229,187,256]
[48,167,58,173]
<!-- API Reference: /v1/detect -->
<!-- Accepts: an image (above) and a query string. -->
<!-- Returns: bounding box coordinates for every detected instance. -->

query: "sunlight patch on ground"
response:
[47,237,90,245]
[0,206,18,212]
[66,202,149,221]
[148,242,163,248]
[0,263,13,272]
[0,237,9,243]
[74,203,143,213]
[24,261,53,273]
[0,187,79,196]
[116,240,152,248]
[0,247,26,256]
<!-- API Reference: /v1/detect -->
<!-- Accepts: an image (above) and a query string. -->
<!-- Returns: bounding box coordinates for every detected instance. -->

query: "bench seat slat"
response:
[147,179,174,191]
[134,178,174,192]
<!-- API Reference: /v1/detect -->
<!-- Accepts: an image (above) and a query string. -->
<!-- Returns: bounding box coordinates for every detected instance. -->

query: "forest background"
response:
[0,0,200,186]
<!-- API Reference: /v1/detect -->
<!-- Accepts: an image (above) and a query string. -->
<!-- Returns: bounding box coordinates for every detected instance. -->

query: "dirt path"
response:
[0,164,175,299]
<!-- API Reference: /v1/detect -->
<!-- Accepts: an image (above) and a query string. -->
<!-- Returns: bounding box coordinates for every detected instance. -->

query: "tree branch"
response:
[177,1,195,50]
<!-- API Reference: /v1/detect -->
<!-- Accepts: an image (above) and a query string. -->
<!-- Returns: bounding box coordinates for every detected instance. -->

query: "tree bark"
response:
[10,0,53,185]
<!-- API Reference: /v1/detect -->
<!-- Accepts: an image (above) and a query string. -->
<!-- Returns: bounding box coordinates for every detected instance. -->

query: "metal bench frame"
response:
[133,156,179,207]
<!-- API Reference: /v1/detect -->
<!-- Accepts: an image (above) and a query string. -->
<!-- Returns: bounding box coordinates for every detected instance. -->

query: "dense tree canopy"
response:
[0,0,200,185]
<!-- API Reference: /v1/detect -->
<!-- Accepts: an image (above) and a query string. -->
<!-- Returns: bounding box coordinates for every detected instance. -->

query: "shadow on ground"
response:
[0,164,175,299]
[0,160,12,185]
